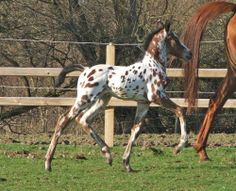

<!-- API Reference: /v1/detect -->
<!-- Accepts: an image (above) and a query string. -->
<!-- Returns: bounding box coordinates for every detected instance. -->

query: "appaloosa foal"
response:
[45,21,192,172]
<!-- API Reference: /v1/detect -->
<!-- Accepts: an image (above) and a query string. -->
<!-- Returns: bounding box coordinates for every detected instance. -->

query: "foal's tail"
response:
[181,1,236,112]
[55,64,85,87]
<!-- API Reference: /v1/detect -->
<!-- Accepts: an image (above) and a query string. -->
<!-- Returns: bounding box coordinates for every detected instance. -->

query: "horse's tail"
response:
[181,1,236,112]
[55,64,85,87]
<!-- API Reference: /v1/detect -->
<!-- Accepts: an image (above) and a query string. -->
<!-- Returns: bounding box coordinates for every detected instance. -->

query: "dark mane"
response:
[143,27,164,50]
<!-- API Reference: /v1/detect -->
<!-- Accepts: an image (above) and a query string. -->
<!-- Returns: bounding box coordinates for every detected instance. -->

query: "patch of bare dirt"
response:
[0,133,236,148]
[2,150,37,159]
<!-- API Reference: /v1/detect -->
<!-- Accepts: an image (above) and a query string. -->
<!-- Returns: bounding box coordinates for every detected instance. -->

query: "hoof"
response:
[45,161,52,172]
[193,143,210,161]
[173,141,187,156]
[173,146,181,155]
[125,167,134,173]
[123,159,134,172]
[198,150,210,161]
[124,165,133,172]
[107,155,113,166]
[102,147,112,166]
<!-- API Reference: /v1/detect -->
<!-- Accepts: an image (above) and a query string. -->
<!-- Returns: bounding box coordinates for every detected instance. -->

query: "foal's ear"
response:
[164,20,171,33]
[156,19,164,29]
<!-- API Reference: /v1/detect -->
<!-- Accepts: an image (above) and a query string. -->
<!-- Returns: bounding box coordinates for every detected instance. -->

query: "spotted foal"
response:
[45,21,192,172]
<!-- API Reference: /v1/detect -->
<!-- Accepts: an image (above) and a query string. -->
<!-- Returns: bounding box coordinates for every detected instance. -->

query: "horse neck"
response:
[146,34,167,66]
[142,52,166,72]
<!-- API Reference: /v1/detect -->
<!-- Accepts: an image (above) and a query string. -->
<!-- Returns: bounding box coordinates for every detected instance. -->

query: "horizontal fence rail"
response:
[0,97,235,108]
[0,67,228,78]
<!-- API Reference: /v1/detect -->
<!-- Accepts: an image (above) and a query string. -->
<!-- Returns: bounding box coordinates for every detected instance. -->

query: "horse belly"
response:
[109,78,148,101]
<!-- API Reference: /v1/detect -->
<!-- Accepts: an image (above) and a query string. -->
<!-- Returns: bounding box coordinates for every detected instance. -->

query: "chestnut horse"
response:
[182,1,236,161]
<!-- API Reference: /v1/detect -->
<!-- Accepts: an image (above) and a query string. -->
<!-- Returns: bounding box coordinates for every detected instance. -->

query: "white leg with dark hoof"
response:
[173,108,188,155]
[102,146,112,165]
[123,155,133,172]
[159,97,188,155]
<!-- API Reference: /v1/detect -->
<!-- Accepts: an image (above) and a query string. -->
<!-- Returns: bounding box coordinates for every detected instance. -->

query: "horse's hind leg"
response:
[123,102,149,172]
[45,105,80,171]
[194,15,236,161]
[194,73,236,161]
[75,95,113,165]
[158,96,188,154]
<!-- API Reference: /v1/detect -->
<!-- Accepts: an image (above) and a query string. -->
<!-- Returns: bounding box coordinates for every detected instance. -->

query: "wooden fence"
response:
[0,44,236,146]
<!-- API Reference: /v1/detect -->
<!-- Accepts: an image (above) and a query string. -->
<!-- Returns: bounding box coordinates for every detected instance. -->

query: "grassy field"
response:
[0,134,236,191]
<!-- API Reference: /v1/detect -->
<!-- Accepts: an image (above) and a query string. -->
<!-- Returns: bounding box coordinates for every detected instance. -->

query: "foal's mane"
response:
[181,1,236,111]
[143,27,164,51]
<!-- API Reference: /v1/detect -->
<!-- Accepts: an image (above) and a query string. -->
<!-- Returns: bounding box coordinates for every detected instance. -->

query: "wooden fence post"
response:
[105,43,115,147]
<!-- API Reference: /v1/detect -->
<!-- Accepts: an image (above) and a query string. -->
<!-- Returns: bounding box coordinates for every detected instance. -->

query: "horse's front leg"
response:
[173,107,187,155]
[123,102,149,172]
[158,96,188,154]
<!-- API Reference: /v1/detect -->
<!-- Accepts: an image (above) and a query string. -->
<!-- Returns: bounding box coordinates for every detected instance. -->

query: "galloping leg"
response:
[194,16,236,160]
[158,96,188,154]
[75,95,113,165]
[194,74,236,161]
[123,102,149,172]
[45,105,80,171]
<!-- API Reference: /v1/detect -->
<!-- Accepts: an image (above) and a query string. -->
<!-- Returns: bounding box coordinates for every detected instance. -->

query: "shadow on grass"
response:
[0,177,7,182]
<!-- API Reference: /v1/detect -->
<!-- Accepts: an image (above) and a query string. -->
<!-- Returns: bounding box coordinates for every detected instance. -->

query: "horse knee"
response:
[175,107,184,118]
[75,111,85,124]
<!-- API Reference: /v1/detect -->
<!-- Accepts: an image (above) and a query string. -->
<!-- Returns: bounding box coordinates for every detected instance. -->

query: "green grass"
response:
[0,143,236,191]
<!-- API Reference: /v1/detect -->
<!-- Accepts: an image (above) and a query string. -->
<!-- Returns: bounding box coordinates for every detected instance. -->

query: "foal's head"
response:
[144,20,192,64]
[166,29,192,61]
